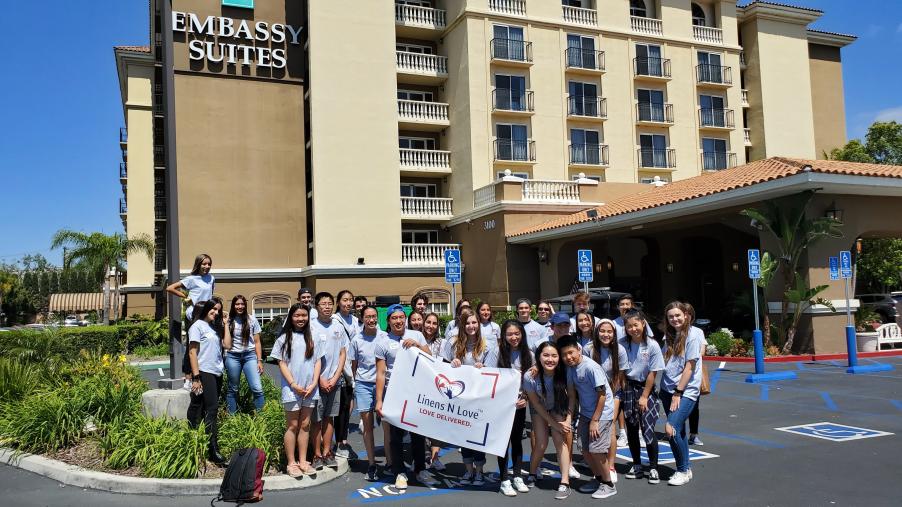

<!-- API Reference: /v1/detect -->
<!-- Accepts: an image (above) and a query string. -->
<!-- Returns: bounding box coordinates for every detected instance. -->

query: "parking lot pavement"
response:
[4,357,901,506]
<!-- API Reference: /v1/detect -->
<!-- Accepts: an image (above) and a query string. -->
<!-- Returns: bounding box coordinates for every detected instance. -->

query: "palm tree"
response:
[741,191,843,353]
[50,230,154,325]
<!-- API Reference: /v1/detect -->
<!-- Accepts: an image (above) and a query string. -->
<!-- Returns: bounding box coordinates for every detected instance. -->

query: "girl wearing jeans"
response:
[224,295,264,414]
[622,310,665,484]
[660,302,704,486]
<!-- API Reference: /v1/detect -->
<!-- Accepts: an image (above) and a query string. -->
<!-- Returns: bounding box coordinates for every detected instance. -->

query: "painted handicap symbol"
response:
[447,252,458,263]
[775,422,894,442]
[580,253,590,263]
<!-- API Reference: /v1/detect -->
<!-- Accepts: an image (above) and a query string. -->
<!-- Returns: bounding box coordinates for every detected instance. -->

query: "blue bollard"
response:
[846,324,895,374]
[745,329,798,383]
[753,329,765,375]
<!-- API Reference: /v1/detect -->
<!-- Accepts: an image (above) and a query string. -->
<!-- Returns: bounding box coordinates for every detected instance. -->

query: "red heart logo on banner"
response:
[434,374,466,400]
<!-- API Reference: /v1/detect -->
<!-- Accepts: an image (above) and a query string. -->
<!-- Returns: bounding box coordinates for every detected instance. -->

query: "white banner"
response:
[382,347,520,457]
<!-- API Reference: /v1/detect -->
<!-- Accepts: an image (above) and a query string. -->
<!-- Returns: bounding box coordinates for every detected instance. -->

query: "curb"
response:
[0,448,348,495]
[704,349,902,363]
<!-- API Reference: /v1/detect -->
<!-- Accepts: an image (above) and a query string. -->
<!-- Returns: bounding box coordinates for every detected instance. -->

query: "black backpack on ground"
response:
[212,447,266,505]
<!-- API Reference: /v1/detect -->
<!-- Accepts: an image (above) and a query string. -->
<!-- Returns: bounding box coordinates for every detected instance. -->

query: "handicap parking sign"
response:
[775,422,893,442]
[615,442,719,465]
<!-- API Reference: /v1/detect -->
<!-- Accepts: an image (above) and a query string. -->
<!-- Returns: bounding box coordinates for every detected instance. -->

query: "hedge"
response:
[0,323,167,357]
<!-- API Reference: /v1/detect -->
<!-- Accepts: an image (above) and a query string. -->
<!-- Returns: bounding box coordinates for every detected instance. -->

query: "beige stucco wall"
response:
[808,43,848,159]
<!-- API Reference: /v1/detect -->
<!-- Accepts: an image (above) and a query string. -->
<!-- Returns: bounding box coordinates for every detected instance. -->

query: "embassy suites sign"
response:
[172,11,303,71]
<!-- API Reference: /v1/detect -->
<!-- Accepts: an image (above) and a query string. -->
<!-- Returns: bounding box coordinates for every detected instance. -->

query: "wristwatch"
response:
[192,374,201,381]
[674,388,684,395]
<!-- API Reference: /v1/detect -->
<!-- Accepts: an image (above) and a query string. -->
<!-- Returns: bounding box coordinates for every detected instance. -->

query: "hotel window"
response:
[698,51,724,83]
[691,3,707,26]
[568,80,599,116]
[396,43,433,54]
[496,123,529,161]
[402,230,439,244]
[400,183,438,197]
[563,0,592,8]
[637,88,665,122]
[252,293,291,326]
[639,134,668,168]
[398,90,434,102]
[640,176,669,184]
[635,43,664,76]
[398,0,432,6]
[492,25,526,61]
[699,94,726,127]
[495,74,528,111]
[630,0,648,17]
[570,128,602,165]
[566,34,597,69]
[702,138,728,170]
[399,137,436,150]
[497,170,530,179]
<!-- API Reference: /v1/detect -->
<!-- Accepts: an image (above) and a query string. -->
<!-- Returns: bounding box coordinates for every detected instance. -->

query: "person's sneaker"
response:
[610,467,618,483]
[538,466,554,477]
[286,463,303,478]
[430,457,446,472]
[334,445,349,459]
[366,464,378,482]
[500,480,517,497]
[416,470,440,487]
[472,471,485,486]
[568,464,580,479]
[592,483,617,499]
[668,471,690,486]
[324,454,338,468]
[625,465,644,479]
[647,468,660,484]
[395,472,409,490]
[554,484,572,500]
[512,476,529,493]
[311,456,324,470]
[688,434,703,446]
[617,430,628,447]
[577,480,599,494]
[459,470,474,485]
[525,474,537,488]
[687,469,694,480]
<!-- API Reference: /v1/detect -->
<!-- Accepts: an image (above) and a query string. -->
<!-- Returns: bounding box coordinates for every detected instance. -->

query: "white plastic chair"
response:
[876,323,902,350]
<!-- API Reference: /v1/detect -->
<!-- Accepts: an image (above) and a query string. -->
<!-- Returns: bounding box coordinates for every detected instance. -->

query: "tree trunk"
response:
[112,269,120,324]
[781,327,795,355]
[101,267,111,326]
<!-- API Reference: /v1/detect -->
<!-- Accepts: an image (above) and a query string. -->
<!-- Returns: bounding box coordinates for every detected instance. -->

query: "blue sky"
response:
[0,1,900,266]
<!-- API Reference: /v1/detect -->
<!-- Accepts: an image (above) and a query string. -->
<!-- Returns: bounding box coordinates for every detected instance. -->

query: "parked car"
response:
[857,294,899,324]
[546,289,638,321]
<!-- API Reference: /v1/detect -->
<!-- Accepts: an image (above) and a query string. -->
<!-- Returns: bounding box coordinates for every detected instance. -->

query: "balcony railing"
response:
[696,64,732,86]
[491,38,533,63]
[523,180,581,203]
[693,25,723,44]
[740,51,746,67]
[153,146,164,166]
[119,162,127,180]
[493,89,534,112]
[699,108,735,129]
[494,139,536,162]
[638,148,676,169]
[395,3,446,30]
[634,57,671,78]
[744,128,752,146]
[568,96,607,119]
[562,5,597,26]
[489,0,526,16]
[154,248,166,272]
[153,93,164,116]
[402,243,459,265]
[474,184,497,208]
[396,51,448,76]
[565,47,605,72]
[631,16,662,35]
[569,144,610,166]
[119,198,127,215]
[702,151,737,171]
[741,89,749,107]
[121,148,127,162]
[155,198,167,220]
[397,99,449,123]
[637,102,674,124]
[119,127,128,145]
[399,148,451,172]
[400,196,453,219]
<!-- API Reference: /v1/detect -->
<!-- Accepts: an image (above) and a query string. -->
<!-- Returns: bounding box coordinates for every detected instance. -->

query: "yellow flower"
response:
[118,355,127,363]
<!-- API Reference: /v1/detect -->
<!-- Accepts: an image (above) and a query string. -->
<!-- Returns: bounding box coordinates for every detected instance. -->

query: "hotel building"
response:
[115,0,855,322]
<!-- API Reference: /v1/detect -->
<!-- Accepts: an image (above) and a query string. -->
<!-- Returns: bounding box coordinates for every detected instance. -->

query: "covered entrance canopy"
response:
[508,157,902,354]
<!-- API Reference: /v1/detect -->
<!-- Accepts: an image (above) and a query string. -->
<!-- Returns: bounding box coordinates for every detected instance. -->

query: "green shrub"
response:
[707,329,734,356]
[0,359,44,402]
[131,343,168,359]
[0,323,168,359]
[0,389,85,453]
[0,330,75,366]
[219,401,286,472]
[101,415,208,478]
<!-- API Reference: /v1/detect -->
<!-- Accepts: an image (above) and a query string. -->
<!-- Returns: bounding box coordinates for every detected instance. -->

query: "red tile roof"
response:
[114,45,151,53]
[508,157,902,238]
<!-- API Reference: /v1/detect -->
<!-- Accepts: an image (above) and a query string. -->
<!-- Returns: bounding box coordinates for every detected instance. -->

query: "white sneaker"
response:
[538,466,554,477]
[473,472,485,486]
[616,430,628,448]
[687,469,694,480]
[500,479,517,497]
[610,468,618,483]
[668,471,690,486]
[430,457,446,472]
[395,472,409,490]
[592,483,617,499]
[568,464,580,479]
[416,470,440,487]
[647,468,660,484]
[512,476,529,493]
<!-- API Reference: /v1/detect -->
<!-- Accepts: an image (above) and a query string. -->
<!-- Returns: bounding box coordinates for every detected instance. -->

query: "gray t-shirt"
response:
[481,321,501,345]
[624,338,665,382]
[583,342,630,385]
[441,336,495,366]
[271,331,325,403]
[613,316,655,342]
[349,330,386,384]
[375,329,426,384]
[182,274,214,320]
[522,319,550,352]
[567,357,613,420]
[227,315,262,353]
[188,320,223,375]
[661,327,705,401]
[523,370,556,411]
[309,317,349,382]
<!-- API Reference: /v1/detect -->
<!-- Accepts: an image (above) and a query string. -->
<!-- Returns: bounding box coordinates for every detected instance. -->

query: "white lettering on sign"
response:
[172,11,302,70]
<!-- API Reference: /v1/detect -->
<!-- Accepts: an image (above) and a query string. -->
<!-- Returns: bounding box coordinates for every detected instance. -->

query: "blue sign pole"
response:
[444,249,462,315]
[838,249,893,374]
[744,249,797,383]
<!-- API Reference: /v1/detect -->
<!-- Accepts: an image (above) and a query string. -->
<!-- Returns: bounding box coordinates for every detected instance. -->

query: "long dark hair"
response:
[574,310,594,340]
[407,310,425,331]
[534,341,568,416]
[593,319,622,388]
[192,300,218,327]
[476,302,493,324]
[663,301,690,361]
[229,295,251,347]
[211,296,225,338]
[422,312,441,344]
[336,290,353,316]
[190,253,212,276]
[498,319,533,372]
[279,304,314,360]
[624,309,651,346]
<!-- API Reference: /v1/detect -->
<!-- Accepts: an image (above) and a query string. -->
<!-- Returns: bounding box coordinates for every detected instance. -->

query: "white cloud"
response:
[875,106,902,122]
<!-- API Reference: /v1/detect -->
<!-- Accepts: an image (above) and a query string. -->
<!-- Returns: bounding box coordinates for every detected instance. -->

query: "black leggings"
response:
[334,382,354,442]
[689,398,700,434]
[389,425,426,475]
[498,407,527,480]
[187,372,222,452]
[625,418,658,468]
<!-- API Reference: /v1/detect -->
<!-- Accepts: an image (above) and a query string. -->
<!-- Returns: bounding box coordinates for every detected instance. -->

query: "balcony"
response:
[631,16,662,36]
[568,96,607,120]
[153,146,165,167]
[693,25,723,44]
[741,89,749,107]
[399,148,452,175]
[494,139,536,163]
[396,51,448,84]
[744,128,752,146]
[119,127,128,145]
[121,148,127,163]
[473,176,600,209]
[489,0,526,16]
[696,64,732,87]
[154,248,166,272]
[397,99,450,130]
[153,93,164,116]
[702,151,737,171]
[562,5,597,26]
[402,243,459,265]
[400,196,453,221]
[634,57,671,80]
[395,3,446,37]
[491,38,533,66]
[699,108,735,130]
[155,197,167,220]
[119,162,127,182]
[636,103,674,125]
[119,198,127,217]
[740,51,746,68]
[638,148,676,169]
[565,48,605,73]
[492,89,534,115]
[569,143,610,167]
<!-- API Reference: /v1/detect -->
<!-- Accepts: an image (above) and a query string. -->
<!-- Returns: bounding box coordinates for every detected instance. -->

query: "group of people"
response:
[165,253,708,500]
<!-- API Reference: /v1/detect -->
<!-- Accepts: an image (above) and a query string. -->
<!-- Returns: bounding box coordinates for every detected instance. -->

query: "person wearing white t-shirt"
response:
[515,298,549,353]
[444,298,471,339]
[613,294,654,343]
[350,305,387,482]
[333,290,360,460]
[223,295,264,414]
[186,299,226,466]
[309,292,348,471]
[166,253,214,322]
[476,301,501,347]
[297,287,318,321]
[420,312,448,472]
[569,292,602,333]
